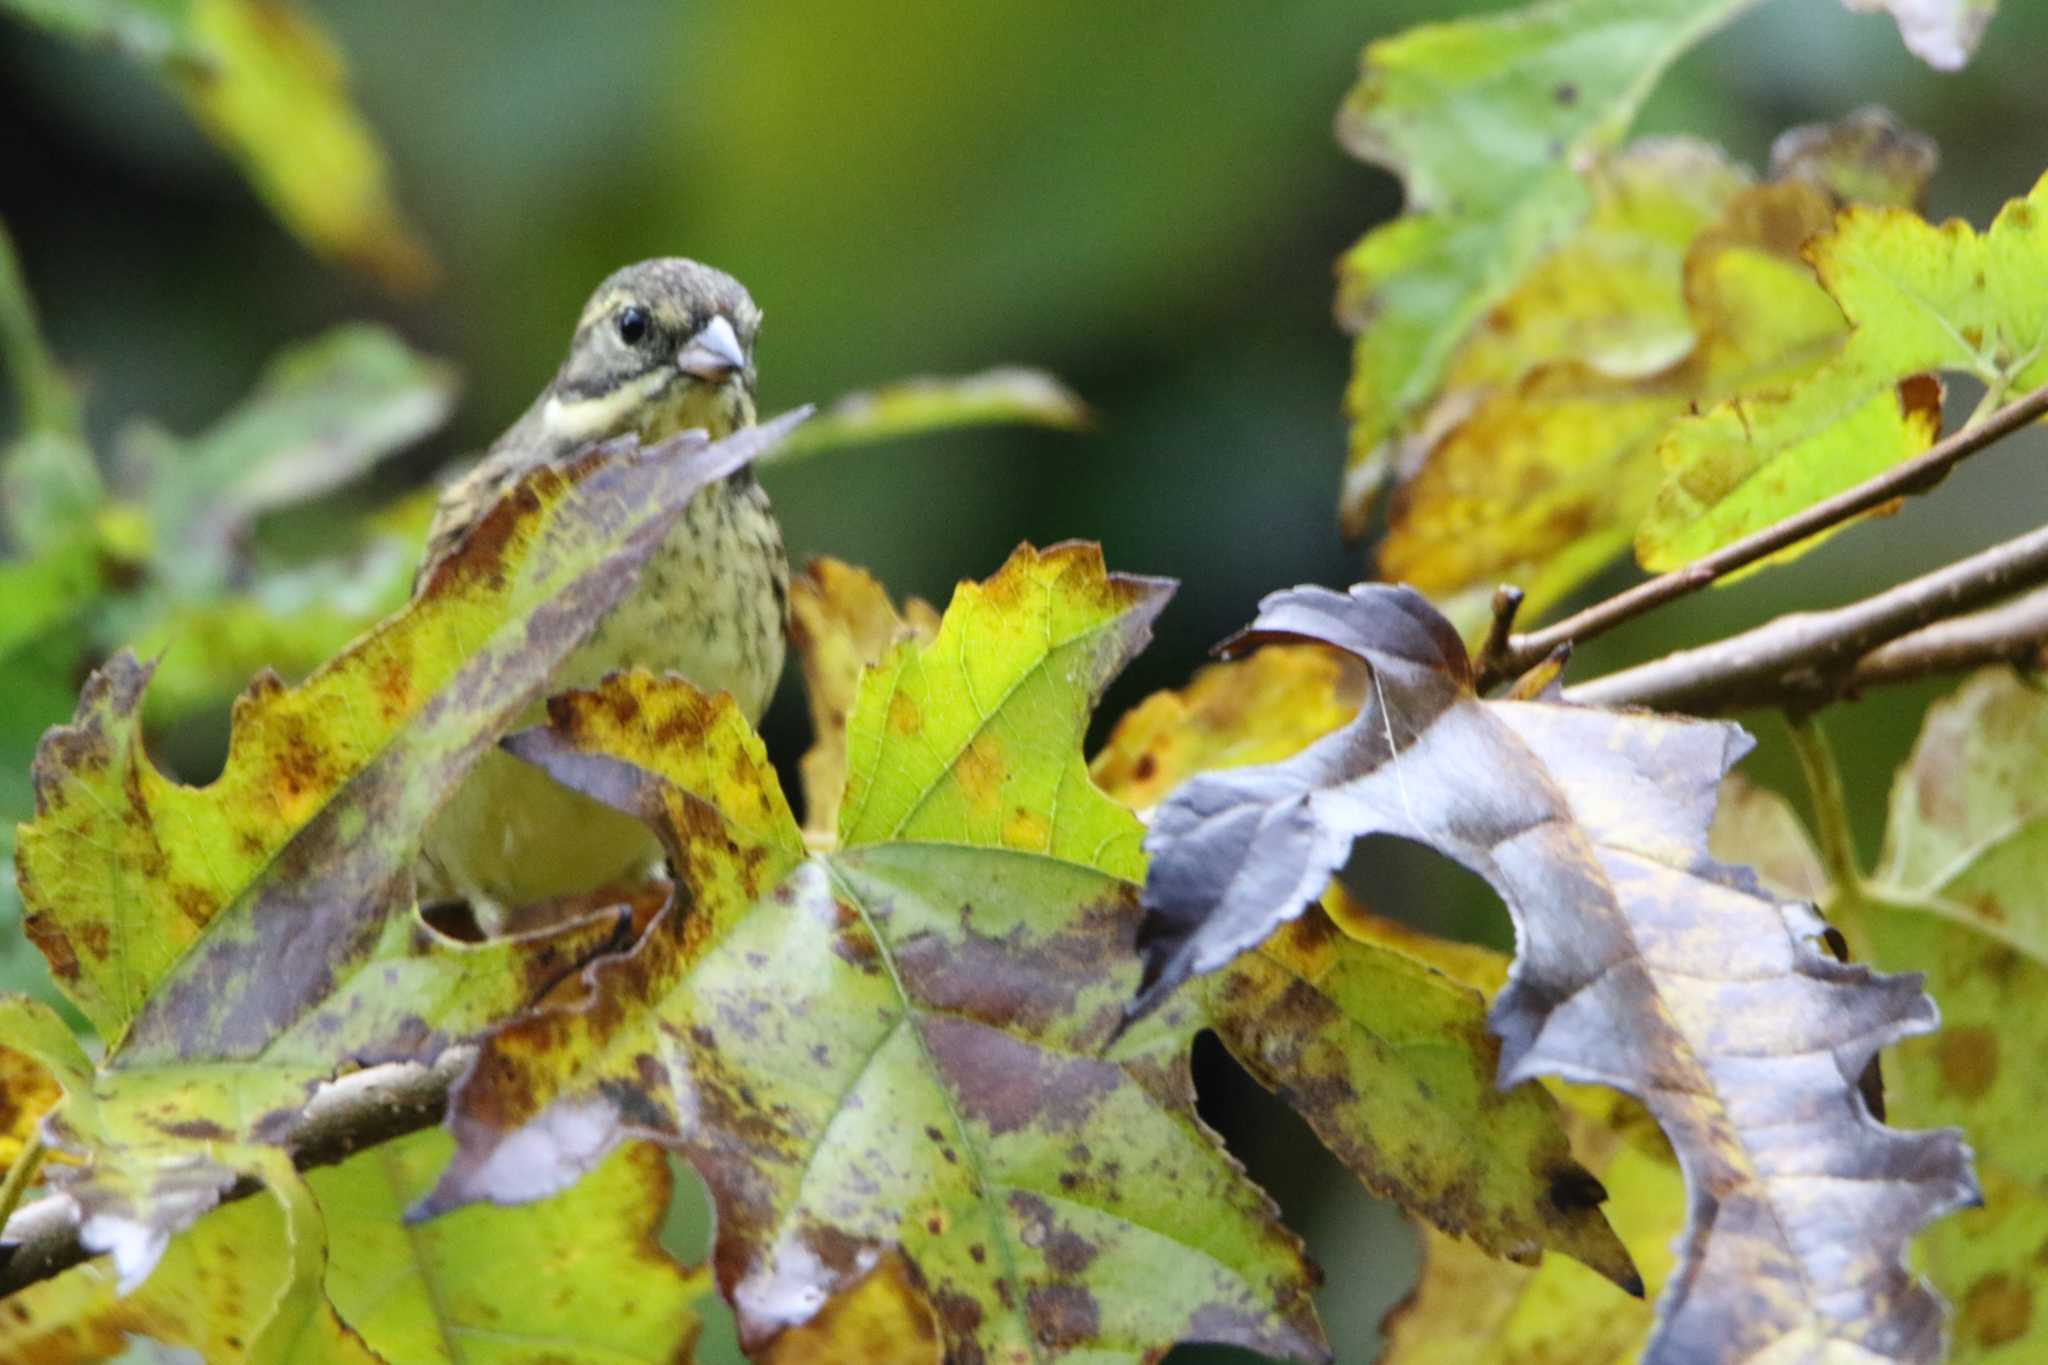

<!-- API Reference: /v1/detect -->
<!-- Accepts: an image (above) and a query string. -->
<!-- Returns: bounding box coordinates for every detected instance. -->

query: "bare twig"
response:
[0,1049,470,1300]
[1477,379,2048,690]
[1844,586,2048,691]
[1564,521,2048,714]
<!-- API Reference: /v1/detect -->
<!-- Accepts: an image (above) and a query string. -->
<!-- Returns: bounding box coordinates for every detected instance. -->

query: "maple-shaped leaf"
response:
[1710,670,2048,1363]
[1,0,434,290]
[5,413,806,1293]
[1333,0,1762,537]
[1132,582,1978,1363]
[420,545,1329,1363]
[1376,111,1938,632]
[1638,171,2048,571]
[1090,644,1637,1288]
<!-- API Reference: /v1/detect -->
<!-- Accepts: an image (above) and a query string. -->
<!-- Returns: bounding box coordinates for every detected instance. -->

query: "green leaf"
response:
[0,0,434,289]
[767,367,1090,465]
[421,549,1331,1362]
[1333,0,1761,536]
[1639,172,2048,572]
[312,1130,709,1363]
[837,541,1168,878]
[0,216,83,442]
[1133,582,1976,1363]
[122,323,456,598]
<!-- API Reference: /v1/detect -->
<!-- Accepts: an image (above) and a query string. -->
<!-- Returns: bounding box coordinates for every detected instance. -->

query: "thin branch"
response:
[1844,586,2048,691]
[0,1049,470,1300]
[1478,378,2048,689]
[1564,520,2048,714]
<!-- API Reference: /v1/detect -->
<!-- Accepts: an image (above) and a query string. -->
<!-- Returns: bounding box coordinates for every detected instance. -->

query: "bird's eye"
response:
[616,306,651,346]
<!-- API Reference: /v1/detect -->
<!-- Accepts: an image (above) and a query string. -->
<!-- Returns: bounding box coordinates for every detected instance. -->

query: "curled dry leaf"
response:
[1093,645,1637,1288]
[419,546,1329,1363]
[1714,669,2048,1363]
[1132,581,1978,1363]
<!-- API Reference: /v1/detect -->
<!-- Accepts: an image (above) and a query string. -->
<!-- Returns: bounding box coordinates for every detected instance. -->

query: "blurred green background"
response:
[4,1,2046,1359]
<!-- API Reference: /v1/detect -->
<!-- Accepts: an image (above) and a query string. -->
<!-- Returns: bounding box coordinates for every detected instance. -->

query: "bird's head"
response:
[543,258,761,447]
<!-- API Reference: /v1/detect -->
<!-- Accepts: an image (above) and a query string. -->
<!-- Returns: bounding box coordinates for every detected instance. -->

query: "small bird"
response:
[415,259,787,922]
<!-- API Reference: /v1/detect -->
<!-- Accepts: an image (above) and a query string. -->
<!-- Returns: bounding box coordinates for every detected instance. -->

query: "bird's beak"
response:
[677,315,746,382]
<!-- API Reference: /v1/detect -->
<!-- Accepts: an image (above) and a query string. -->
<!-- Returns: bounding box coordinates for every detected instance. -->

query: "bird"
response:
[414,258,787,925]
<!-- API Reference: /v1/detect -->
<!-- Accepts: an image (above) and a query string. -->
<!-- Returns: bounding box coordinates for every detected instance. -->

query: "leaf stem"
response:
[1784,715,1864,891]
[0,1134,47,1237]
[1476,377,2048,690]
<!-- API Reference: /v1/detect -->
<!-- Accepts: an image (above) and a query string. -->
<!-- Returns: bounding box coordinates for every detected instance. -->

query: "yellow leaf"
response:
[787,558,938,842]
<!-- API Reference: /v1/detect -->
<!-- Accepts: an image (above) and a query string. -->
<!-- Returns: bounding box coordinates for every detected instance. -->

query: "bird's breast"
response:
[557,471,788,721]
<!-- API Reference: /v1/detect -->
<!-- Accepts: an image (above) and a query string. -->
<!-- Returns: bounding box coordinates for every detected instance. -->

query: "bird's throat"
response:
[542,370,752,448]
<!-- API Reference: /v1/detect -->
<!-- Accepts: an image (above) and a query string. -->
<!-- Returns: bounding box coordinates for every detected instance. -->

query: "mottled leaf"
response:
[756,1251,942,1365]
[1716,671,2048,1362]
[1843,0,1998,69]
[19,412,800,1045]
[312,1129,707,1363]
[1092,645,1635,1286]
[1639,172,2048,570]
[1377,114,1930,627]
[0,1038,59,1174]
[1333,0,1761,535]
[1134,582,1978,1363]
[7,414,805,1290]
[1090,644,1360,813]
[787,557,938,841]
[1,0,434,288]
[767,367,1090,465]
[0,1147,376,1364]
[837,542,1169,877]
[422,548,1329,1362]
[1381,1085,1679,1365]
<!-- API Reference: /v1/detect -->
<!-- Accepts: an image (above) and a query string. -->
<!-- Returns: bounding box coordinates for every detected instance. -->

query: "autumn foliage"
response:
[3,1,2047,1363]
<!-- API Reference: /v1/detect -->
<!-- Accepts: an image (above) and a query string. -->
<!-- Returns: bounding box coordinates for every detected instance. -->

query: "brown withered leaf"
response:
[1132,582,1978,1364]
[1092,646,1636,1288]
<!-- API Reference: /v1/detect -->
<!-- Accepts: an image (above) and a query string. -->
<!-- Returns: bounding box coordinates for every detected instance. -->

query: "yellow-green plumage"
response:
[416,259,787,919]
